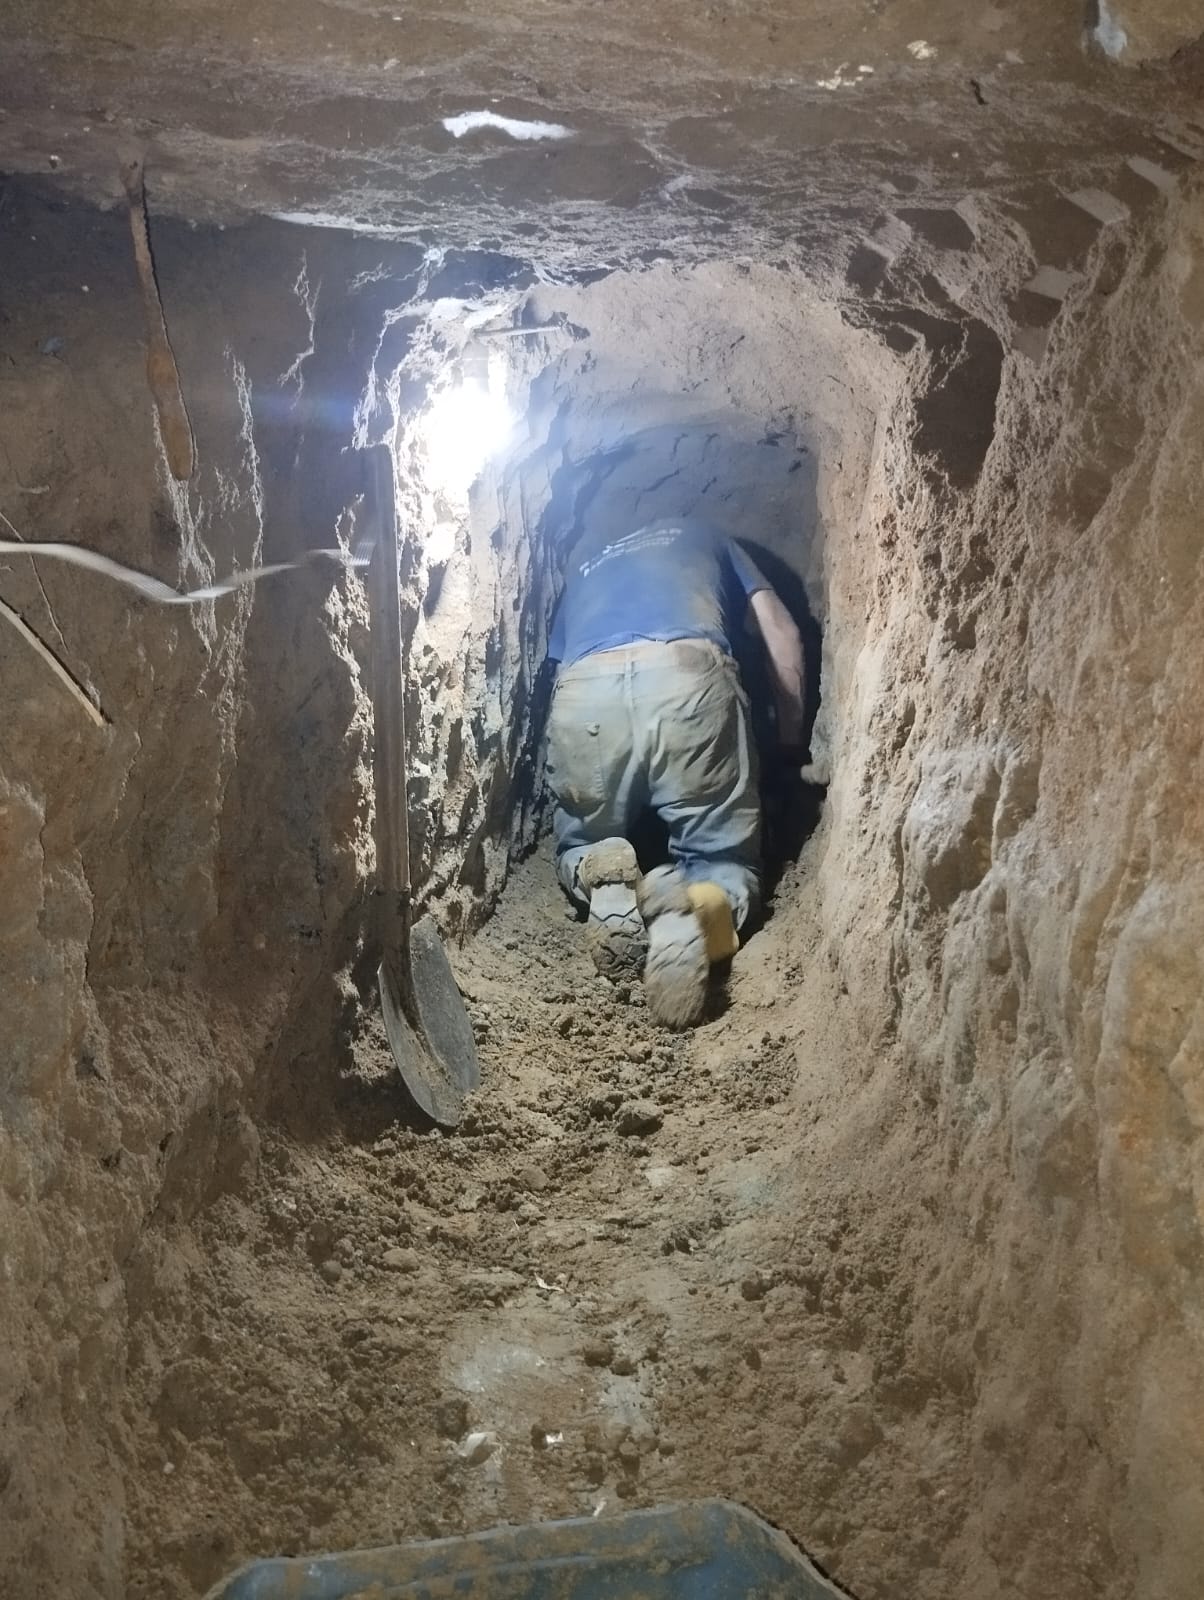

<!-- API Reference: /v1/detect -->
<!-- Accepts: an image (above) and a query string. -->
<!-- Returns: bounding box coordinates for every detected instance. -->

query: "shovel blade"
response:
[409,918,481,1094]
[378,918,479,1128]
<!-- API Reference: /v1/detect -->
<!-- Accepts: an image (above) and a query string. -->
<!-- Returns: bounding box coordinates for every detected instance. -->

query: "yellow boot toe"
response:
[685,881,739,964]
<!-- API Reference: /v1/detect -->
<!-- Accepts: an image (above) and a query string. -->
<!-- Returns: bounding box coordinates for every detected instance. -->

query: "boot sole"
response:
[644,910,708,1029]
[586,883,648,980]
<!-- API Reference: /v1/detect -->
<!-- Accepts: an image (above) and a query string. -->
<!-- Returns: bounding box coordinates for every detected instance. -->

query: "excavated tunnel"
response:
[1,7,1203,1599]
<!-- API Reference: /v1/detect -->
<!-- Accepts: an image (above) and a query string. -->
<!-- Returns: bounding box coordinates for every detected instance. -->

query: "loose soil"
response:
[120,830,942,1600]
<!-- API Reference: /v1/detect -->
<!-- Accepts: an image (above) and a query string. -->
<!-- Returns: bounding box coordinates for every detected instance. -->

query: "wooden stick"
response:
[121,158,195,482]
[366,449,410,893]
[0,595,107,727]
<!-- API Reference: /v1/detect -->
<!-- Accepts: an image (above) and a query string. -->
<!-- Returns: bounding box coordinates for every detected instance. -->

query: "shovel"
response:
[362,445,480,1127]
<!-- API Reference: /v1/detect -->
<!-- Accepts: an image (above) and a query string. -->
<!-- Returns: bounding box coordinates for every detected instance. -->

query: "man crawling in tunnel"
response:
[546,518,805,1028]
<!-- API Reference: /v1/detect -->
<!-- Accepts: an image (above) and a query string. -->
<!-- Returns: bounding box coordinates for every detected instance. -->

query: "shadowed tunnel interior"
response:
[1,6,1203,1599]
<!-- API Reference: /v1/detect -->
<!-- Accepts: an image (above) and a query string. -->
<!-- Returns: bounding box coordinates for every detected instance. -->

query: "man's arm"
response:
[747,587,806,747]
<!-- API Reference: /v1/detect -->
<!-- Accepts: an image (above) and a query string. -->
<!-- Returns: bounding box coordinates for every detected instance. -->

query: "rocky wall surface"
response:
[0,189,547,1597]
[0,192,285,1597]
[815,180,1204,1596]
[5,0,1201,261]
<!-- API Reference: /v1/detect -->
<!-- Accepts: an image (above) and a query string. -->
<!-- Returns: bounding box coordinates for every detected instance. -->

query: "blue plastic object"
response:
[204,1499,848,1599]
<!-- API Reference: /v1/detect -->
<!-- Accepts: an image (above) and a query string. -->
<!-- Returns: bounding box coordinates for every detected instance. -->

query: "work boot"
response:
[638,865,709,1029]
[579,838,647,981]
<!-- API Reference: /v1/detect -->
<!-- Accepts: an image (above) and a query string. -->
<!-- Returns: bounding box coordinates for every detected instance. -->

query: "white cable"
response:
[0,539,368,606]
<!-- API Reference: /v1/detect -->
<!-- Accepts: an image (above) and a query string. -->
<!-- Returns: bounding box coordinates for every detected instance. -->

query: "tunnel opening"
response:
[1,20,1203,1597]
[363,259,878,949]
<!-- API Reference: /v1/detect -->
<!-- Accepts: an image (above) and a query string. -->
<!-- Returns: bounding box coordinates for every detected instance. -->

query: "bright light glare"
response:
[420,378,513,503]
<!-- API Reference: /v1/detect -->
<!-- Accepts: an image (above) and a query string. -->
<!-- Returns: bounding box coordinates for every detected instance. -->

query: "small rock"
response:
[556,1009,574,1036]
[463,1268,525,1303]
[458,1430,498,1465]
[601,1421,631,1453]
[516,1164,550,1193]
[740,1272,769,1301]
[610,1353,637,1377]
[435,1397,470,1439]
[318,1259,343,1285]
[582,1337,616,1368]
[382,1246,420,1274]
[828,1404,884,1468]
[616,1100,663,1137]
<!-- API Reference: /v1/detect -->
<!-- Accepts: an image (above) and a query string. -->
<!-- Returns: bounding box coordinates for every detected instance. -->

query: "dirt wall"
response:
[0,190,550,1597]
[815,180,1204,1596]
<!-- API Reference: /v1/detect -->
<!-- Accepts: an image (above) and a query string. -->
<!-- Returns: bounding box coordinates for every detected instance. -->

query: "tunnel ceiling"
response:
[2,2,1202,269]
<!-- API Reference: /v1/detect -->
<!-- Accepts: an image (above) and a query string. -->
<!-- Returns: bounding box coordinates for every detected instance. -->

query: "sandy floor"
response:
[119,828,945,1598]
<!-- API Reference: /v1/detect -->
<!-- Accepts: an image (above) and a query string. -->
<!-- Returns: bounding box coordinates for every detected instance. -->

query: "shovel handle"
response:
[365,445,413,950]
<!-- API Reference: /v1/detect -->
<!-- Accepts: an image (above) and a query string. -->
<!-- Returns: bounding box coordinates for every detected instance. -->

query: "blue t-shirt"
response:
[548,520,769,666]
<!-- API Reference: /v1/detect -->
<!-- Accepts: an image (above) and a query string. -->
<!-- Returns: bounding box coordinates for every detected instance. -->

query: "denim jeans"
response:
[546,640,761,929]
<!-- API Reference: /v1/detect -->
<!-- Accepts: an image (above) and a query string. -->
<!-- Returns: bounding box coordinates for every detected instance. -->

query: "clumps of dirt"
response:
[119,836,948,1600]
